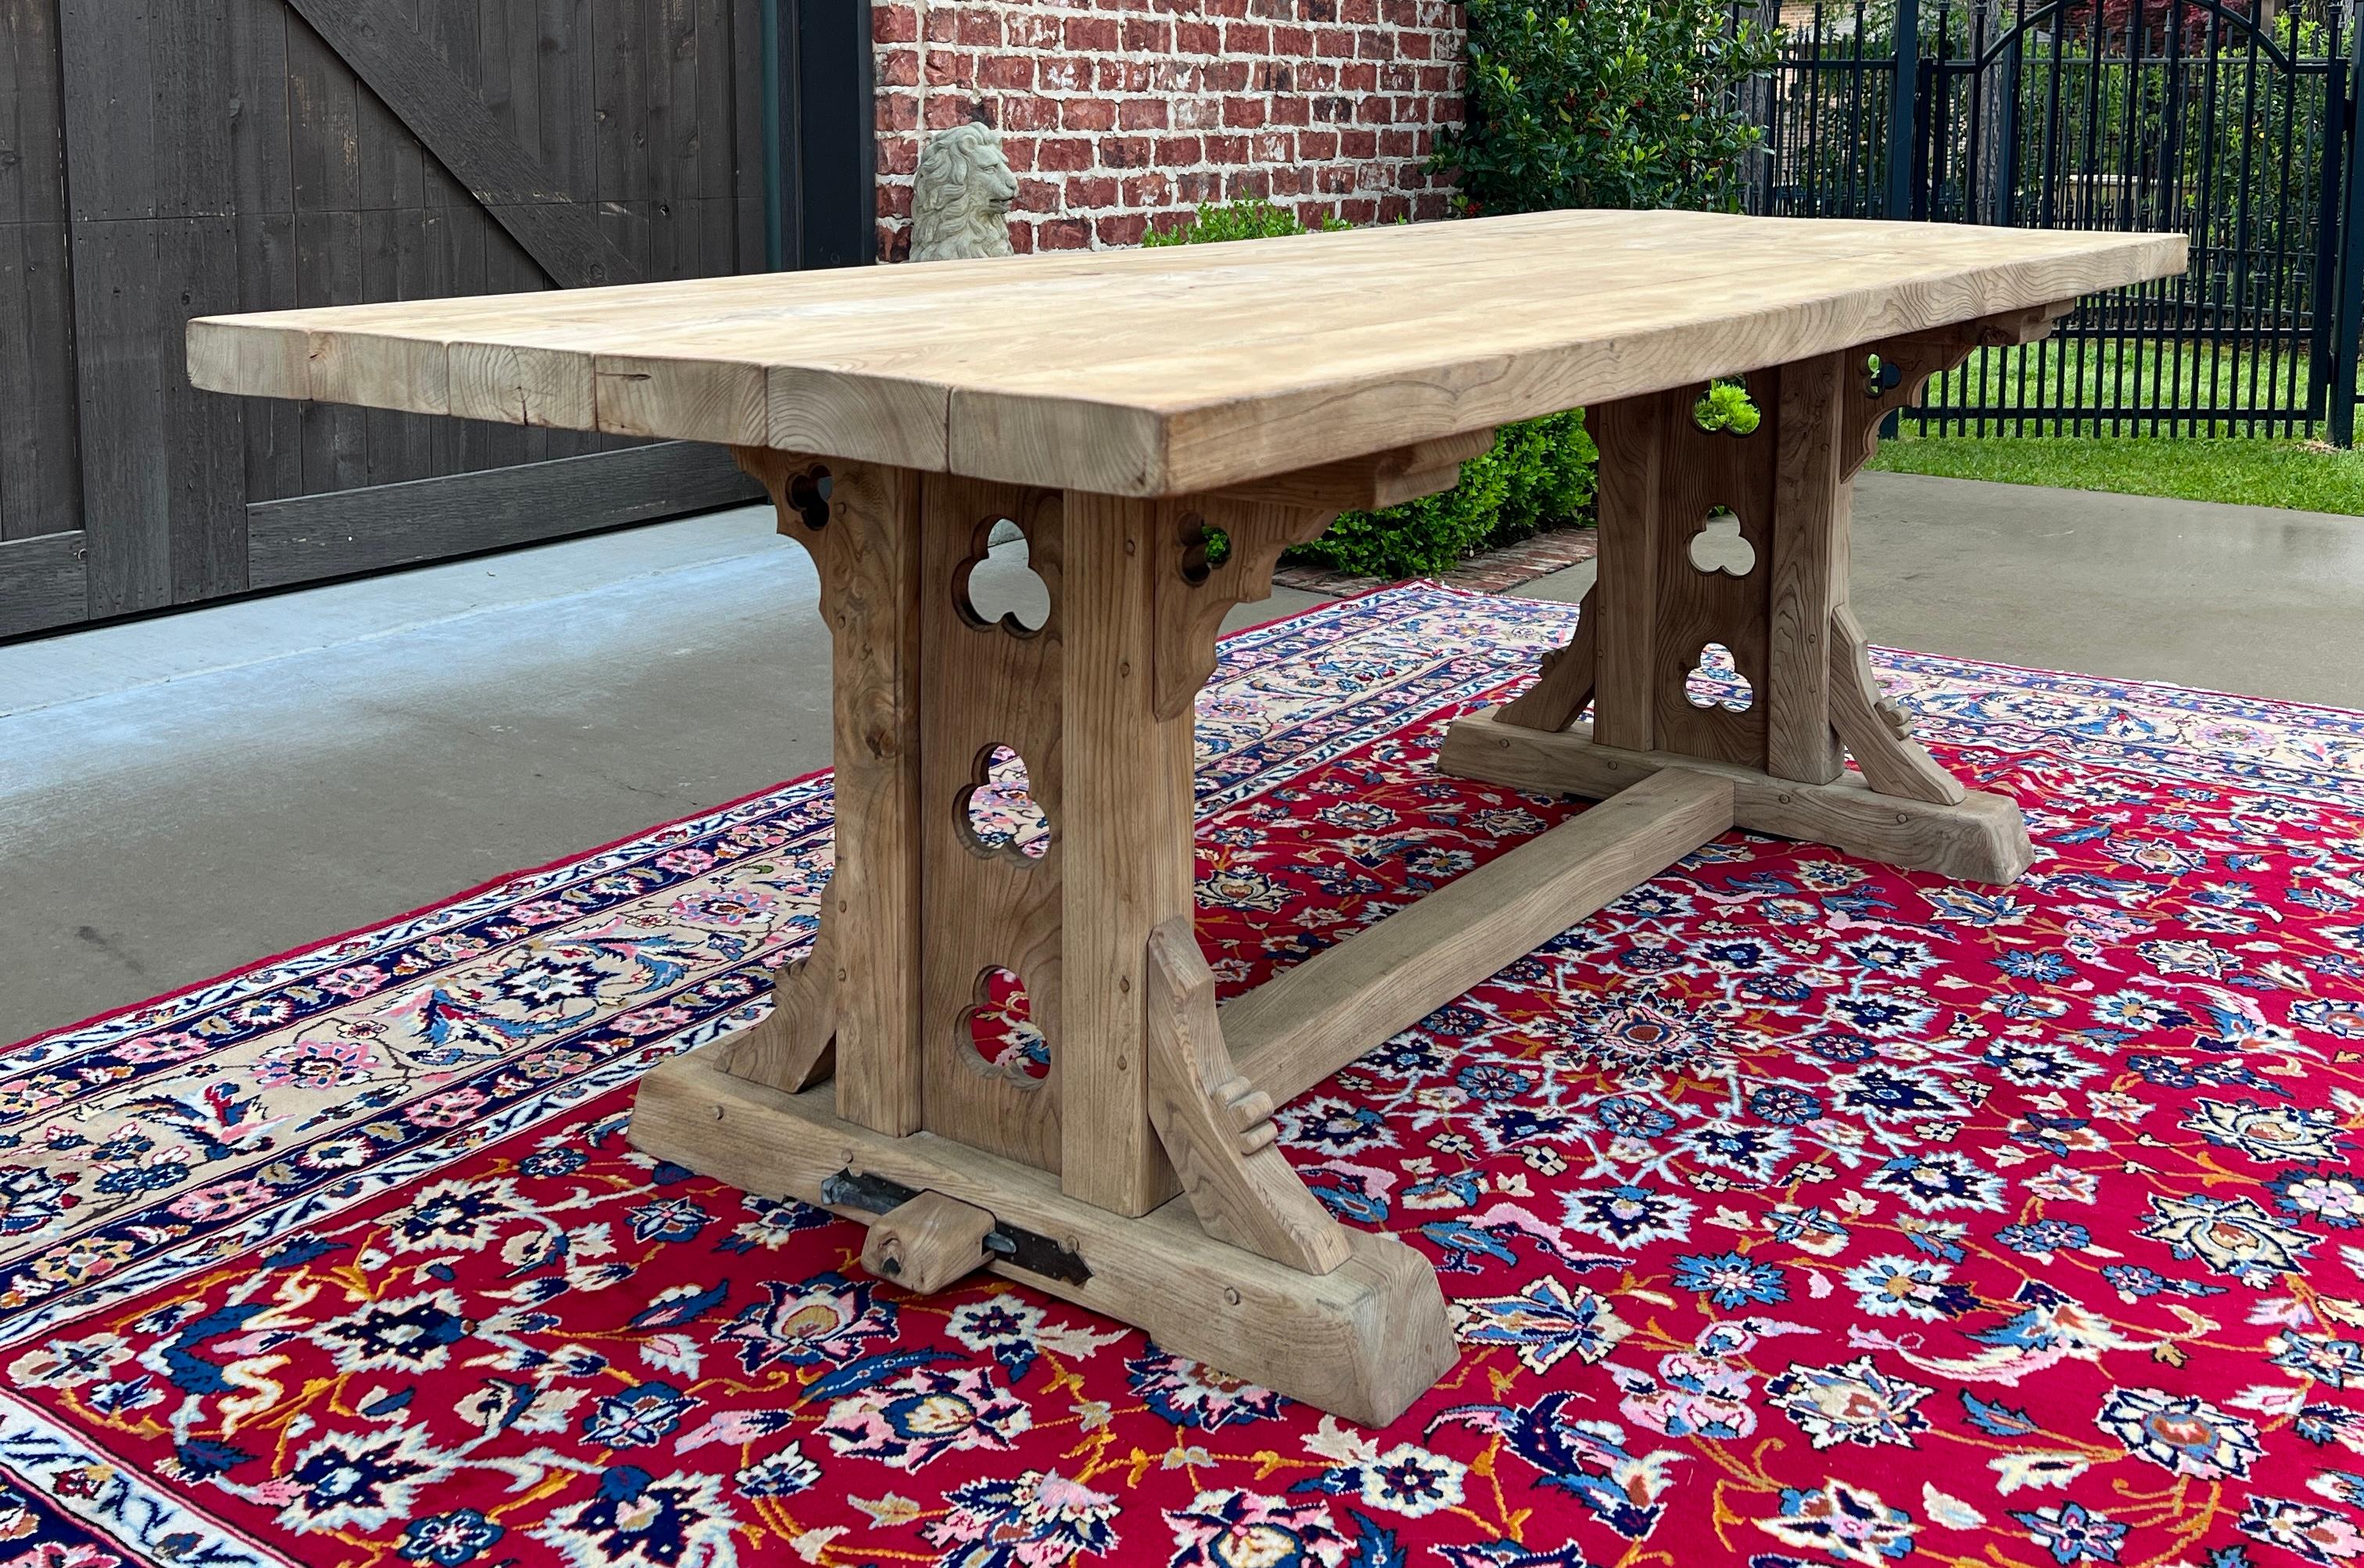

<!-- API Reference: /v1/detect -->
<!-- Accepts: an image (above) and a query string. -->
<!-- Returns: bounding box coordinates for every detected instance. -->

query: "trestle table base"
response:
[626,304,2072,1426]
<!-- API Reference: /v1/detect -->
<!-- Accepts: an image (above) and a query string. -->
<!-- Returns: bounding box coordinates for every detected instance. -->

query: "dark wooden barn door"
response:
[0,0,863,640]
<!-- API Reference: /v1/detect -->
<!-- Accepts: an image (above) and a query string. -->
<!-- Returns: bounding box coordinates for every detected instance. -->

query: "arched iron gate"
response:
[1750,0,2363,440]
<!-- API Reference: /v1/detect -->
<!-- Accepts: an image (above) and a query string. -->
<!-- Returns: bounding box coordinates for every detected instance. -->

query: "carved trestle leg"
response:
[1442,305,2071,886]
[710,447,925,1127]
[633,443,1506,1425]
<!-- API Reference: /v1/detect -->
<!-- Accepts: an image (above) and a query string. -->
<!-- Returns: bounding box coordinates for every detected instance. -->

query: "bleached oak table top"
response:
[188,209,2184,497]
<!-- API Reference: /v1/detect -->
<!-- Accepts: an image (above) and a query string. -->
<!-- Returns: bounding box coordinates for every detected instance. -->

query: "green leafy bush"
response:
[1297,411,1597,579]
[1143,199,1347,246]
[1693,379,1761,436]
[1148,199,1598,576]
[1436,0,1779,217]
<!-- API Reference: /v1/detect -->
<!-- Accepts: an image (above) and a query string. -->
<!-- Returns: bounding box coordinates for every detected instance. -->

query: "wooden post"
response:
[719,454,927,1134]
[1589,396,1664,752]
[1057,491,1186,1217]
[915,475,1067,1173]
[1767,351,1847,783]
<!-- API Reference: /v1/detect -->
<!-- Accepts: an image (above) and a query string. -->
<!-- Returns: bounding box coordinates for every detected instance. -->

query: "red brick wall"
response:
[871,2,1468,260]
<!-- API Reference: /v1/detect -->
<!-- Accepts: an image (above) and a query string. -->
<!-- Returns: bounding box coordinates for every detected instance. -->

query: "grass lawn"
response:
[1867,433,2364,515]
[1858,334,2364,514]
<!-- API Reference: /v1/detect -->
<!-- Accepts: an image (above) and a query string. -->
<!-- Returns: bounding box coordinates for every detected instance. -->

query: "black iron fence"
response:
[1745,0,2364,440]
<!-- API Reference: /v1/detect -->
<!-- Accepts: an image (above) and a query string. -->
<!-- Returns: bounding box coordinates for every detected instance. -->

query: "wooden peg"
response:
[859,1189,997,1294]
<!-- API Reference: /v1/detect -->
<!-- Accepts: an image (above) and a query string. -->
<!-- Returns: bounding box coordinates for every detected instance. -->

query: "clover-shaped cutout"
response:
[1692,380,1761,436]
[784,465,830,532]
[1684,641,1755,713]
[1688,511,1756,577]
[966,965,1049,1082]
[1864,354,1905,399]
[959,744,1049,861]
[1176,511,1227,586]
[956,518,1050,635]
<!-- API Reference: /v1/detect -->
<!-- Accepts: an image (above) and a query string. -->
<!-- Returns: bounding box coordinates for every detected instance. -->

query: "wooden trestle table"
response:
[189,210,2184,1426]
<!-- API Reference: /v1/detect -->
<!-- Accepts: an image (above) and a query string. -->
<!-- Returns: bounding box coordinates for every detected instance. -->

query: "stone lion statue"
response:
[911,122,1017,262]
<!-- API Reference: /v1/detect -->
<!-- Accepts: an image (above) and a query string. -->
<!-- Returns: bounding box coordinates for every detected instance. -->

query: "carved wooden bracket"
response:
[719,445,851,1095]
[1842,301,2073,480]
[1828,605,1965,805]
[1146,430,1501,721]
[1150,499,1339,720]
[1498,581,1598,732]
[1145,920,1352,1276]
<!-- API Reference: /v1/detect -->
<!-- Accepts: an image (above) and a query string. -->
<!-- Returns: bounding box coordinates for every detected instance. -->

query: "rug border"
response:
[5,767,829,1057]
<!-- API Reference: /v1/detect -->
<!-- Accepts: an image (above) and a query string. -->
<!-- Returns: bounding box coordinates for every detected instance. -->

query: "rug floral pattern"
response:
[2,583,2362,1568]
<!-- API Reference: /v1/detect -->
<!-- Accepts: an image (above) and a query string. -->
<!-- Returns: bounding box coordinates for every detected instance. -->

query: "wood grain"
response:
[1060,491,1189,1216]
[190,211,2186,495]
[1226,769,1735,1107]
[1440,709,2034,884]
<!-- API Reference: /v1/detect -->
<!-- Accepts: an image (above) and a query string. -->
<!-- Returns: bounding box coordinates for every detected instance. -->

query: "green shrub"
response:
[1143,199,1347,246]
[1693,379,1761,436]
[1147,199,1598,576]
[1294,410,1598,579]
[1436,0,1779,217]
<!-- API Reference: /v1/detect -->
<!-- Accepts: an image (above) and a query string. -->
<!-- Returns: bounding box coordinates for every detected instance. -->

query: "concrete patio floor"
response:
[5,470,2361,1044]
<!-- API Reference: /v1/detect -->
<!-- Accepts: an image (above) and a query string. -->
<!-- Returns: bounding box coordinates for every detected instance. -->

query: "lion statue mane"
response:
[910,122,1018,263]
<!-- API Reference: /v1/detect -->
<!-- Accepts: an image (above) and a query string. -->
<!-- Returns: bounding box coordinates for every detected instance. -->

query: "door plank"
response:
[280,0,644,289]
[0,530,88,639]
[0,222,82,546]
[68,220,170,615]
[244,439,758,587]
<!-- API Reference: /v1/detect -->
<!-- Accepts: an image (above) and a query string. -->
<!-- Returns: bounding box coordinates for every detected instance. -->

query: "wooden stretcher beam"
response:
[1225,768,1734,1107]
[1440,709,2032,884]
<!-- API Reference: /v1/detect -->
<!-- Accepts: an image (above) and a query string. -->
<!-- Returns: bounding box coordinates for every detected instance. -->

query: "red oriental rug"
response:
[3,583,2362,1568]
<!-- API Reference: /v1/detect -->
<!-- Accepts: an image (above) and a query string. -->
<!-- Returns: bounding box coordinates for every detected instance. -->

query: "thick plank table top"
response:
[190,210,2183,497]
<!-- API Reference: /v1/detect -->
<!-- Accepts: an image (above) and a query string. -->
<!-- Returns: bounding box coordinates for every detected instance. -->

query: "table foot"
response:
[1441,709,2033,884]
[628,1049,1455,1427]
